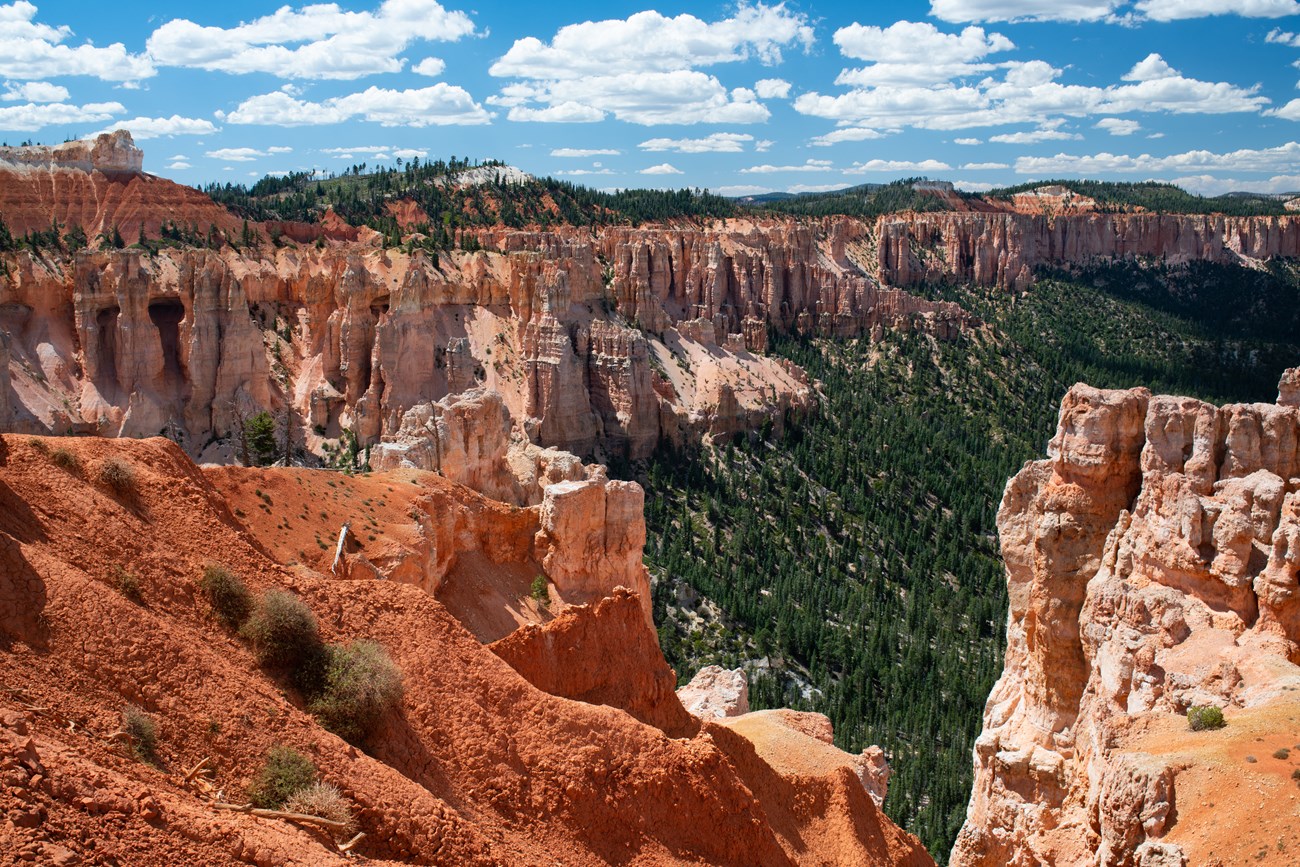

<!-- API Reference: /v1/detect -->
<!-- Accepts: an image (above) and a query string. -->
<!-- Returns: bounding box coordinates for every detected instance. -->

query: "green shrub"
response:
[530,574,549,605]
[27,438,48,454]
[98,457,136,496]
[51,447,81,474]
[123,705,158,763]
[241,590,324,674]
[1274,748,1291,760]
[111,565,143,603]
[1187,705,1226,731]
[247,745,316,809]
[201,563,253,629]
[308,640,403,743]
[283,781,356,834]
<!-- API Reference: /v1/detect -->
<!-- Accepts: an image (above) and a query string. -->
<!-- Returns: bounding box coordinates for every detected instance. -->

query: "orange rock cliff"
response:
[953,369,1300,867]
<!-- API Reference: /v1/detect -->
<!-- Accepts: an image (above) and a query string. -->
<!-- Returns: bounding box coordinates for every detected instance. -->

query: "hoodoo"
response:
[955,369,1300,867]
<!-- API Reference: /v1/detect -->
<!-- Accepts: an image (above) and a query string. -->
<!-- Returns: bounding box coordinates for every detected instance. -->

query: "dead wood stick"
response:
[338,832,365,853]
[211,801,353,833]
[183,756,213,782]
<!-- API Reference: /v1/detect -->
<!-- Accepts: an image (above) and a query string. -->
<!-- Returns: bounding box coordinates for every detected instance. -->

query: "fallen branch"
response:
[183,756,213,783]
[338,832,365,854]
[212,801,353,833]
[107,729,133,743]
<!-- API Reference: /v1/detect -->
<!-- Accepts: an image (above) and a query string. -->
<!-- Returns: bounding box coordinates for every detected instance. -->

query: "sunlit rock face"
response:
[955,369,1300,867]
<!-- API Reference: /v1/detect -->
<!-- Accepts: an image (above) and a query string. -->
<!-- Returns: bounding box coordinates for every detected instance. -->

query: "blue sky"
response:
[2,0,1299,196]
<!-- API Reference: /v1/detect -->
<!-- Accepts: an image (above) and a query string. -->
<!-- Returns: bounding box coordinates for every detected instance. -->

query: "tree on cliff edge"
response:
[244,412,278,467]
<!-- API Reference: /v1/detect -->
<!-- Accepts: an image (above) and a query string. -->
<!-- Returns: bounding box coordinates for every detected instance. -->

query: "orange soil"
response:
[0,434,933,865]
[1123,697,1300,866]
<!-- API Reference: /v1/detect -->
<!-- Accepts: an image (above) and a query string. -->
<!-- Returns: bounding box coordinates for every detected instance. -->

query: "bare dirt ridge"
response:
[0,433,932,865]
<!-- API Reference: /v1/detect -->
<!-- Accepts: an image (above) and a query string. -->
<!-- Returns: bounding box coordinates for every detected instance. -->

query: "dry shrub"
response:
[241,590,324,674]
[51,447,81,474]
[1187,705,1225,731]
[200,563,252,629]
[123,705,158,763]
[111,565,143,603]
[308,640,403,744]
[283,782,357,835]
[98,456,136,496]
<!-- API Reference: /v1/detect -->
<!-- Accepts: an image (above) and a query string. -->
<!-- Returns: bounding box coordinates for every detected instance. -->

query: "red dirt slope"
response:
[0,168,241,241]
[0,434,933,866]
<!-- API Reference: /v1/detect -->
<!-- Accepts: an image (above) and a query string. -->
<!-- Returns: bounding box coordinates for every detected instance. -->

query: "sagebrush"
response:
[1187,705,1226,731]
[308,640,403,743]
[241,590,324,674]
[247,745,317,809]
[283,782,356,834]
[200,563,253,629]
[122,705,158,763]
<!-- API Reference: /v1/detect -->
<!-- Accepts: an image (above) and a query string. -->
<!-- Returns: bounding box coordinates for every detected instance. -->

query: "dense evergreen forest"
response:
[634,262,1300,862]
[203,156,735,237]
[987,179,1292,216]
[202,161,1291,240]
[740,178,958,218]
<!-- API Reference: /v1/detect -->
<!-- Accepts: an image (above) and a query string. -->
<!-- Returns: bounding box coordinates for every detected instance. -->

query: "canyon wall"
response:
[874,211,1300,291]
[3,221,964,460]
[954,370,1300,867]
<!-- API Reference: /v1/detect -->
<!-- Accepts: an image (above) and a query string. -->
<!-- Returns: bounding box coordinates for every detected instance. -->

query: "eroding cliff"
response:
[955,370,1300,867]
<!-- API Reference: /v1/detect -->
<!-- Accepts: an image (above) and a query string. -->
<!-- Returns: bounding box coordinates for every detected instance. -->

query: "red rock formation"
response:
[0,132,240,242]
[489,588,697,737]
[876,211,1300,291]
[954,369,1300,867]
[0,433,931,865]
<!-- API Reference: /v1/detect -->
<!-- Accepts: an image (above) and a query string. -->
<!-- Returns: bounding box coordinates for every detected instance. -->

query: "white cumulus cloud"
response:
[206,145,293,162]
[929,0,1123,22]
[0,99,123,131]
[96,115,219,139]
[741,159,835,173]
[1013,141,1300,174]
[1095,118,1141,135]
[1135,0,1300,21]
[755,78,792,99]
[846,158,952,173]
[222,84,490,127]
[488,4,811,125]
[551,147,621,157]
[1,80,68,102]
[146,0,475,80]
[639,133,754,153]
[810,127,887,146]
[0,1,154,81]
[639,162,684,174]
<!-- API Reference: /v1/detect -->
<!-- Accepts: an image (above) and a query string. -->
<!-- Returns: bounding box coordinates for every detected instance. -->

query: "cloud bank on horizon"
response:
[0,0,1299,197]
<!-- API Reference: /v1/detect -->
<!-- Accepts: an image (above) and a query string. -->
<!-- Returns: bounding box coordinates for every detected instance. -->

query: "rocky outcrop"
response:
[0,240,819,461]
[534,475,652,626]
[371,388,522,503]
[489,587,696,737]
[677,665,751,719]
[954,368,1300,867]
[0,131,142,174]
[0,133,239,241]
[876,211,1300,291]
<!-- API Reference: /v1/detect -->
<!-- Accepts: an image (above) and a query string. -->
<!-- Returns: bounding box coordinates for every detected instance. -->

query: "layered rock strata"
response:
[954,369,1300,867]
